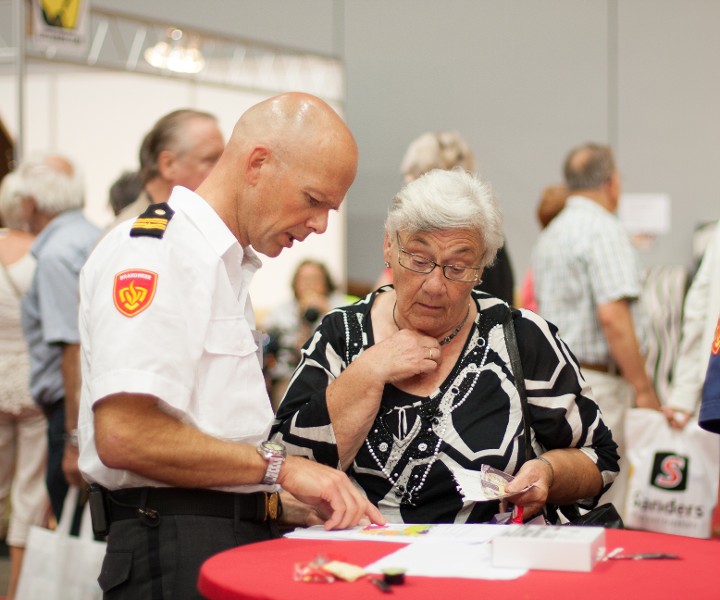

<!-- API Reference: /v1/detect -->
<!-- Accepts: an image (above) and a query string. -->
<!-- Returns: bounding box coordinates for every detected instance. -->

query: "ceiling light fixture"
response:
[144,28,205,74]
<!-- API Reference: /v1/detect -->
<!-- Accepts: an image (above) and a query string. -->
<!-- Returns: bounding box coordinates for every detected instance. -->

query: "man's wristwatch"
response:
[256,440,287,485]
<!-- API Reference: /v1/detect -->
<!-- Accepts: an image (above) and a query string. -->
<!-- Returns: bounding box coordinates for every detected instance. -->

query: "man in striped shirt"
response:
[532,142,661,517]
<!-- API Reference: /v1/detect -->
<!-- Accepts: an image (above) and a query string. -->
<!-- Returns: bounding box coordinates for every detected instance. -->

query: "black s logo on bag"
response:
[650,453,688,491]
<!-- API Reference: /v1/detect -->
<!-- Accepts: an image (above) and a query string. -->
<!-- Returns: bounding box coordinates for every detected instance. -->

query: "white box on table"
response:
[491,525,606,572]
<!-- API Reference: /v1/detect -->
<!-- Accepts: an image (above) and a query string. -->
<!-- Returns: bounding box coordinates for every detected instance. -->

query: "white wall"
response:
[342,0,720,287]
[92,0,339,57]
[343,0,611,287]
[0,67,348,317]
[5,0,720,302]
[616,0,720,268]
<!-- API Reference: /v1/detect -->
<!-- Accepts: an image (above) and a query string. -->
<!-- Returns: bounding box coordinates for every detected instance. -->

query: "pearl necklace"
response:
[363,323,491,506]
[392,301,471,346]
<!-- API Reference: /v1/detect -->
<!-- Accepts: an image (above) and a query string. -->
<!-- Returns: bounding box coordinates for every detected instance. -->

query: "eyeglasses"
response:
[395,232,482,283]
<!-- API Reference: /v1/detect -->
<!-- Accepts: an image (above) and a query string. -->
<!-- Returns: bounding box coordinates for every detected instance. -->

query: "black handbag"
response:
[502,307,624,529]
[562,503,624,529]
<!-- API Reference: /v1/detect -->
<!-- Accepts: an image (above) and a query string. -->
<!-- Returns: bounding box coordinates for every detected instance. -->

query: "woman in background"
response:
[0,172,49,600]
[263,260,351,409]
[520,183,568,312]
[273,169,617,524]
[377,130,515,305]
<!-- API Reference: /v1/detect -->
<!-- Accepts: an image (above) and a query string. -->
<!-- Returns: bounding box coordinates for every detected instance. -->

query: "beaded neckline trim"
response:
[363,319,493,506]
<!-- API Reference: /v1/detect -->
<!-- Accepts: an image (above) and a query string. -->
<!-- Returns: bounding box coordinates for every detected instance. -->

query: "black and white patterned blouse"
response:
[271,287,619,524]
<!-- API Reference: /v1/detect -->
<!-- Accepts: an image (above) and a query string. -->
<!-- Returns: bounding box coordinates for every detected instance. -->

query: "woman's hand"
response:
[503,457,554,519]
[368,329,441,384]
[325,328,440,466]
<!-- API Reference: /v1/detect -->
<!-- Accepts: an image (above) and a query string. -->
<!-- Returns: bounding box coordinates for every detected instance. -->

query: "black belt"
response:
[41,397,65,418]
[107,487,281,524]
[579,361,619,375]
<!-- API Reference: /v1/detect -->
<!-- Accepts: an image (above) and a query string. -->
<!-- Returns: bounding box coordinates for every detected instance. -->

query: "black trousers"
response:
[43,398,86,534]
[43,398,69,521]
[98,513,280,599]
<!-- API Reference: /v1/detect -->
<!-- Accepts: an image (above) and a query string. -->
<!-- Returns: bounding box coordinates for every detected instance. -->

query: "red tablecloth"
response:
[198,529,720,599]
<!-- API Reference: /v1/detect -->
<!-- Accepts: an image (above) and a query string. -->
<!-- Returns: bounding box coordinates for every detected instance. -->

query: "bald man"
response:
[78,93,384,599]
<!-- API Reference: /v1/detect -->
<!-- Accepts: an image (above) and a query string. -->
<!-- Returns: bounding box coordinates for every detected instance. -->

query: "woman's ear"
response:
[382,231,393,264]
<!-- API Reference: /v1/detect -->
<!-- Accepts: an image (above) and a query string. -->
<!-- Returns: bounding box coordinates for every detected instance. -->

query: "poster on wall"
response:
[619,192,671,250]
[31,0,90,54]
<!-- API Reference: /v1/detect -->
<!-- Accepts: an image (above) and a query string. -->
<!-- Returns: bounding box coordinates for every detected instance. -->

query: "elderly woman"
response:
[378,130,514,304]
[272,169,618,523]
[0,173,49,598]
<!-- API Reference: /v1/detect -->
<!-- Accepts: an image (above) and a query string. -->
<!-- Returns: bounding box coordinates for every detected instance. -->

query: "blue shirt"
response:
[700,317,720,434]
[21,210,100,406]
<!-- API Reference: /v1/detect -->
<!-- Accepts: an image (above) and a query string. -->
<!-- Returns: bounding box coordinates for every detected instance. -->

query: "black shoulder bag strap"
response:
[502,307,533,463]
[504,307,563,524]
[503,307,558,523]
[503,307,623,527]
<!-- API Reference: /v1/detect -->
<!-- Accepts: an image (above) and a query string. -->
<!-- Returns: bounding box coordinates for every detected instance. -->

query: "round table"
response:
[198,528,720,599]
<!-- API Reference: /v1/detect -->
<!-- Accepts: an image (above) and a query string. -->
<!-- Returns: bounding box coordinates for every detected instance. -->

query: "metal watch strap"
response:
[262,454,283,485]
[257,441,286,485]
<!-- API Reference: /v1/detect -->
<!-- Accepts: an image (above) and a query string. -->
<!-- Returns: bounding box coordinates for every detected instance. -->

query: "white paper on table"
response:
[285,523,504,544]
[364,540,527,580]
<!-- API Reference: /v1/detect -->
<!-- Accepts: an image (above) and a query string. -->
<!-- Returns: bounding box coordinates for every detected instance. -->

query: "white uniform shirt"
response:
[78,187,275,492]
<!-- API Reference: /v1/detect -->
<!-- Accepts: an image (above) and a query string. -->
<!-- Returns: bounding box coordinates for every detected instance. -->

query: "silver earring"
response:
[384,261,390,267]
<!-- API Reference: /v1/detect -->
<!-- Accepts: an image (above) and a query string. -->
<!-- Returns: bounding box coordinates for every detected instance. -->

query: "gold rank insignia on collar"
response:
[130,202,175,239]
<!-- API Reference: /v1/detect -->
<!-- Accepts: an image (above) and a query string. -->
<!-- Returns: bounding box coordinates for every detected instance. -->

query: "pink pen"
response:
[511,505,524,524]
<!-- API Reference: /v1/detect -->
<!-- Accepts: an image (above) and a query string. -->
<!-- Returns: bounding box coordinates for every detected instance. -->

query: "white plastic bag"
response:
[624,408,720,538]
[16,486,106,600]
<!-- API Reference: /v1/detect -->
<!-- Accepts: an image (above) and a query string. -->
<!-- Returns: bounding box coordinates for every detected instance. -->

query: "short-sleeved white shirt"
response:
[78,187,275,492]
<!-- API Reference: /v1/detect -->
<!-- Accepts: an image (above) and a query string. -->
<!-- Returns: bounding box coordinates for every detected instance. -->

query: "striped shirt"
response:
[531,195,646,364]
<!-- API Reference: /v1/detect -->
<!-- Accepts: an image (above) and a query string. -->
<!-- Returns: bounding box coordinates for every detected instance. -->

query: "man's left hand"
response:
[62,443,84,487]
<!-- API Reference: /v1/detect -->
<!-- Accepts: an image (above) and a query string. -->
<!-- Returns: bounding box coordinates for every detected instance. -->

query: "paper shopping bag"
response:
[16,486,106,600]
[624,408,720,538]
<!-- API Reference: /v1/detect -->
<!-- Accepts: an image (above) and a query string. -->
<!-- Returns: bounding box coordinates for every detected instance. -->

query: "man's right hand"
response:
[277,455,386,530]
[661,406,692,430]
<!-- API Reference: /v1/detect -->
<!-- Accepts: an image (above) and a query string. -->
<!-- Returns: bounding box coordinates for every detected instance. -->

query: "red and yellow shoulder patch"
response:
[713,318,720,356]
[113,269,158,317]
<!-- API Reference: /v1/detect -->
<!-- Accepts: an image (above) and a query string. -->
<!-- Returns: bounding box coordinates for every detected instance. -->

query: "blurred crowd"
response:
[1,111,719,600]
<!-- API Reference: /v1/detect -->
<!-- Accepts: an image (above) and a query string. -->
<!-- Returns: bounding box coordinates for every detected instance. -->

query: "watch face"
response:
[263,441,286,454]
